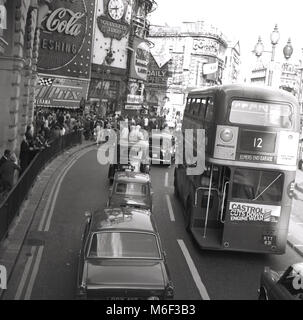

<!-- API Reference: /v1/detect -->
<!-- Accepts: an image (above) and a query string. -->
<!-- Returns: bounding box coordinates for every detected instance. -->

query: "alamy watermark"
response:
[96,123,206,175]
[0,264,7,290]
[292,271,303,290]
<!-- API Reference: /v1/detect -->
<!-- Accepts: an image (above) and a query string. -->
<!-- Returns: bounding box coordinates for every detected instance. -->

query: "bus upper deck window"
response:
[230,100,293,129]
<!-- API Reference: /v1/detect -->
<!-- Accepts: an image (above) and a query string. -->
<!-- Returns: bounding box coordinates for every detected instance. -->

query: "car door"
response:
[77,216,91,288]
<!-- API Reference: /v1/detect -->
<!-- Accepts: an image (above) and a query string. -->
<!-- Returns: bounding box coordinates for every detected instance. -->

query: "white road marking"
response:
[15,246,36,300]
[24,246,44,300]
[44,156,79,232]
[38,170,62,231]
[294,244,303,247]
[165,194,175,222]
[177,239,210,300]
[38,149,91,231]
[165,172,169,187]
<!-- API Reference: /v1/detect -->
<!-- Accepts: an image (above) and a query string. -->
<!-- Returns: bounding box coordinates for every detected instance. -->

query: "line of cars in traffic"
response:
[76,133,175,300]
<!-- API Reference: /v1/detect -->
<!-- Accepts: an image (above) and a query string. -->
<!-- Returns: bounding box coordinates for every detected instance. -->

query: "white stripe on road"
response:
[165,172,169,187]
[177,240,210,300]
[165,194,175,222]
[38,170,62,231]
[39,148,90,232]
[15,247,36,300]
[294,244,303,247]
[44,156,79,232]
[24,246,44,300]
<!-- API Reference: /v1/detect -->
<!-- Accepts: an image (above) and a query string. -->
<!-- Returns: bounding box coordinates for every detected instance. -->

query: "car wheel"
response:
[258,287,268,300]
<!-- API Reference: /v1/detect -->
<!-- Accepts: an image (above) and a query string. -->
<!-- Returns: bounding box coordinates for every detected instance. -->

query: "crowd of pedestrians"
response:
[0,108,86,202]
[0,108,174,202]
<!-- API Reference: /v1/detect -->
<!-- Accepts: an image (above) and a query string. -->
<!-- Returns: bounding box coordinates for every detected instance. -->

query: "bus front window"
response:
[232,169,283,202]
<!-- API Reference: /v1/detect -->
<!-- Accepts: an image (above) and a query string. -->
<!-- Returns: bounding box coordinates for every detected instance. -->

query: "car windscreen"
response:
[88,232,160,259]
[115,182,147,196]
[229,100,293,129]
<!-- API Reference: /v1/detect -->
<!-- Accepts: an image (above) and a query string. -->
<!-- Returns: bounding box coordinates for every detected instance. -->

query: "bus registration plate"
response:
[262,235,276,246]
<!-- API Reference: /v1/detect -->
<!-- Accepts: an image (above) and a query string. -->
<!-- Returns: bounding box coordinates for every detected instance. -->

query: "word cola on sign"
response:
[45,8,85,36]
[0,265,7,290]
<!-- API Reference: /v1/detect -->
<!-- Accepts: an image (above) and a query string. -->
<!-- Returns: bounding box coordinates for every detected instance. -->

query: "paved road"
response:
[3,147,302,300]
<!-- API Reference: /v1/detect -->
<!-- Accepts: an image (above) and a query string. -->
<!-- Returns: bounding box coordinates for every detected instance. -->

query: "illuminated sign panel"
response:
[35,77,89,109]
[37,0,96,79]
[129,37,150,81]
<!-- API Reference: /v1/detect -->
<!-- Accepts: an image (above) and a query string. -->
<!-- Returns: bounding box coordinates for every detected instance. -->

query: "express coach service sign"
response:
[37,0,95,78]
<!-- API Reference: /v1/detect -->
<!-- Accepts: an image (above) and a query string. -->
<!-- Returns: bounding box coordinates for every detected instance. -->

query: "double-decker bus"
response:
[174,84,300,254]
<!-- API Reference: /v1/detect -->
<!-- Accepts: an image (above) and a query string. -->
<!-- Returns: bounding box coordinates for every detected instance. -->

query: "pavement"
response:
[0,139,95,298]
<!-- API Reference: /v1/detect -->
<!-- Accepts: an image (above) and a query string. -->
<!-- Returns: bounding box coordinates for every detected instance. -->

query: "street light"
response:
[268,24,280,86]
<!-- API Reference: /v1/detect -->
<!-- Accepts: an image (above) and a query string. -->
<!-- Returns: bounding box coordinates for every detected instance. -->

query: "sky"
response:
[148,0,303,80]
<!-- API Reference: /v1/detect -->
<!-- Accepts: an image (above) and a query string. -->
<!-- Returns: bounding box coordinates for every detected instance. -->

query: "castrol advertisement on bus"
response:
[228,202,281,223]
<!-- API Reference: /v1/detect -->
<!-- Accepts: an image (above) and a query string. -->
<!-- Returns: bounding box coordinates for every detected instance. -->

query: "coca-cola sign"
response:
[38,0,95,78]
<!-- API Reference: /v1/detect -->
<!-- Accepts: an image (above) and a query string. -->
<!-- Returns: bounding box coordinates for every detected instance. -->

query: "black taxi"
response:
[108,172,153,211]
[76,207,174,300]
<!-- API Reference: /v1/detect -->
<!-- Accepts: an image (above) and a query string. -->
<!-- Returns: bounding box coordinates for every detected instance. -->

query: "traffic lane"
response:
[3,148,108,300]
[29,148,109,299]
[150,166,202,300]
[151,165,302,300]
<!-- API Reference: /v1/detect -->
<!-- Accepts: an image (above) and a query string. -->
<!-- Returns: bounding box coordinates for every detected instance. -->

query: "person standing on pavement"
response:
[0,151,21,193]
[0,149,11,168]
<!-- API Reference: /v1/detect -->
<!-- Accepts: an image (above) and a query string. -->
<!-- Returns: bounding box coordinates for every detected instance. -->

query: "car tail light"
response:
[165,282,174,298]
[77,285,87,300]
[220,128,233,142]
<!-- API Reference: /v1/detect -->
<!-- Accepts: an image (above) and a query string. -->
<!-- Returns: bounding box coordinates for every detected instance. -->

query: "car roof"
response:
[114,171,151,183]
[90,207,155,233]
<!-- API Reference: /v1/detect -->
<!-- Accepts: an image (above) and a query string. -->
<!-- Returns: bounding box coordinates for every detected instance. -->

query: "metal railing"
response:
[0,131,82,242]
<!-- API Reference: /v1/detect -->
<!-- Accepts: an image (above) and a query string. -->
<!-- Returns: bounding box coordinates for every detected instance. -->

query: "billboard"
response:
[37,0,96,79]
[35,76,89,109]
[129,37,150,81]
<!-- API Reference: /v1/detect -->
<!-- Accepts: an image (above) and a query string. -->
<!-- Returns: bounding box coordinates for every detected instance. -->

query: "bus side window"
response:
[190,98,196,116]
[185,98,192,115]
[193,98,201,116]
[199,98,207,124]
[205,97,214,122]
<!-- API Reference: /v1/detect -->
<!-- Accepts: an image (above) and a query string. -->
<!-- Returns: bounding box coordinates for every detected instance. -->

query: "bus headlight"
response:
[220,128,233,142]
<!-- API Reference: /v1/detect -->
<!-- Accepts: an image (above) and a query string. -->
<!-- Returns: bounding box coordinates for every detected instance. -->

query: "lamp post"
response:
[268,24,280,86]
[253,25,280,86]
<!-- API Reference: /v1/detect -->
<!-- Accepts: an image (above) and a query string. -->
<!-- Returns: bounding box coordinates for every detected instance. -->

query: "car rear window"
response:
[88,232,160,259]
[115,182,147,196]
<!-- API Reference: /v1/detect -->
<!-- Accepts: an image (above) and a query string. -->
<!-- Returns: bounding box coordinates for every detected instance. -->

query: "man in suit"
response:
[0,150,11,192]
[0,153,21,192]
[0,149,11,168]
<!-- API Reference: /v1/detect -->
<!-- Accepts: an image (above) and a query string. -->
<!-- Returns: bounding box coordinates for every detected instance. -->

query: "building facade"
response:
[89,0,155,116]
[222,40,241,84]
[35,0,96,112]
[146,21,229,117]
[0,0,54,156]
